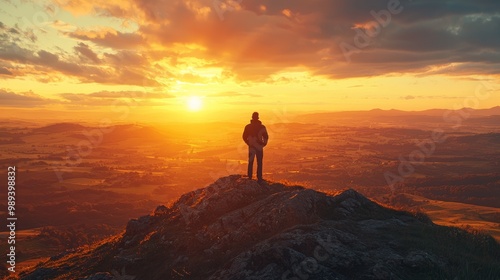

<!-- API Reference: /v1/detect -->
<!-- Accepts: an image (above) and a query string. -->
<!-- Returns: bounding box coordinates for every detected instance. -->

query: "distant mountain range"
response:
[294,107,500,129]
[33,123,87,133]
[372,106,500,117]
[300,106,500,119]
[20,175,500,280]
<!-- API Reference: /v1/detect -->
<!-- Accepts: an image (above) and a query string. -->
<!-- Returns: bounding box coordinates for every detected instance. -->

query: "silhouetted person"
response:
[242,112,269,181]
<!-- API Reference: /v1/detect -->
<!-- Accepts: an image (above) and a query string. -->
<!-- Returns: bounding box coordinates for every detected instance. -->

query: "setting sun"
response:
[187,96,203,112]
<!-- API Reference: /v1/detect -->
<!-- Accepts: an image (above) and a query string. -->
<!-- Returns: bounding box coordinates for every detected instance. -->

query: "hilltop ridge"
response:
[20,175,500,280]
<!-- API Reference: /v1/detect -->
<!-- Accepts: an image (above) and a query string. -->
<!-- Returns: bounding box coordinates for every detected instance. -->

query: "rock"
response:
[19,175,500,280]
[153,205,168,216]
[403,250,442,269]
[80,272,113,280]
[21,267,60,280]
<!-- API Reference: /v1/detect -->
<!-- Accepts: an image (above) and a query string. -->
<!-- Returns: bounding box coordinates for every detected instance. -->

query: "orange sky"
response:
[0,0,499,123]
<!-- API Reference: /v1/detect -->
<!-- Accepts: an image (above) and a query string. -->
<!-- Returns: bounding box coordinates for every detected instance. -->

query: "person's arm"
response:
[261,126,269,146]
[242,125,249,145]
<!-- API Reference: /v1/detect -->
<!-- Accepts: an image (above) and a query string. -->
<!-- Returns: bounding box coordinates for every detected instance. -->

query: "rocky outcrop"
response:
[20,175,500,280]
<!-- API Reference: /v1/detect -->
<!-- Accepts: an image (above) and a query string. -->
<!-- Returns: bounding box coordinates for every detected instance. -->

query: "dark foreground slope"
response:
[20,175,500,280]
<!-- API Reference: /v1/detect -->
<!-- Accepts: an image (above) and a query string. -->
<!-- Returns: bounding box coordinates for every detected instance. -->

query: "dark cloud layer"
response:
[0,89,56,107]
[1,0,499,87]
[0,89,174,108]
[117,0,500,79]
[68,28,144,49]
[0,25,159,86]
[0,67,12,75]
[59,90,175,106]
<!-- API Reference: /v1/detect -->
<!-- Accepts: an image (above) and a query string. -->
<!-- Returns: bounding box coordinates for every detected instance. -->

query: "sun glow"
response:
[187,96,203,111]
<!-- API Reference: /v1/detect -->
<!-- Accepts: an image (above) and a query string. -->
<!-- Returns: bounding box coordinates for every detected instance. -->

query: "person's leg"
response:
[248,147,256,179]
[256,149,263,181]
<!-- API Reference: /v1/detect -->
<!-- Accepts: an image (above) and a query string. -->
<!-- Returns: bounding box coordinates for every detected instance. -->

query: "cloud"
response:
[0,67,12,75]
[0,19,37,42]
[74,42,100,63]
[2,0,500,88]
[210,91,262,97]
[0,89,59,107]
[177,72,209,83]
[67,28,144,49]
[59,90,175,106]
[34,50,87,76]
[121,0,500,80]
[87,91,174,99]
[0,19,163,86]
[400,95,466,100]
[103,51,147,67]
[0,39,157,86]
[0,41,36,63]
[50,20,77,32]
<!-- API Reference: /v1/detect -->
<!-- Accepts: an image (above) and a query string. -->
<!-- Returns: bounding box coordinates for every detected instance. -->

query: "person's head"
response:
[252,112,259,120]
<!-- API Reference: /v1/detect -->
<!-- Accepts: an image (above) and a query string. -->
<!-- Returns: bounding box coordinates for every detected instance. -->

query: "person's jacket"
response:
[242,119,269,149]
